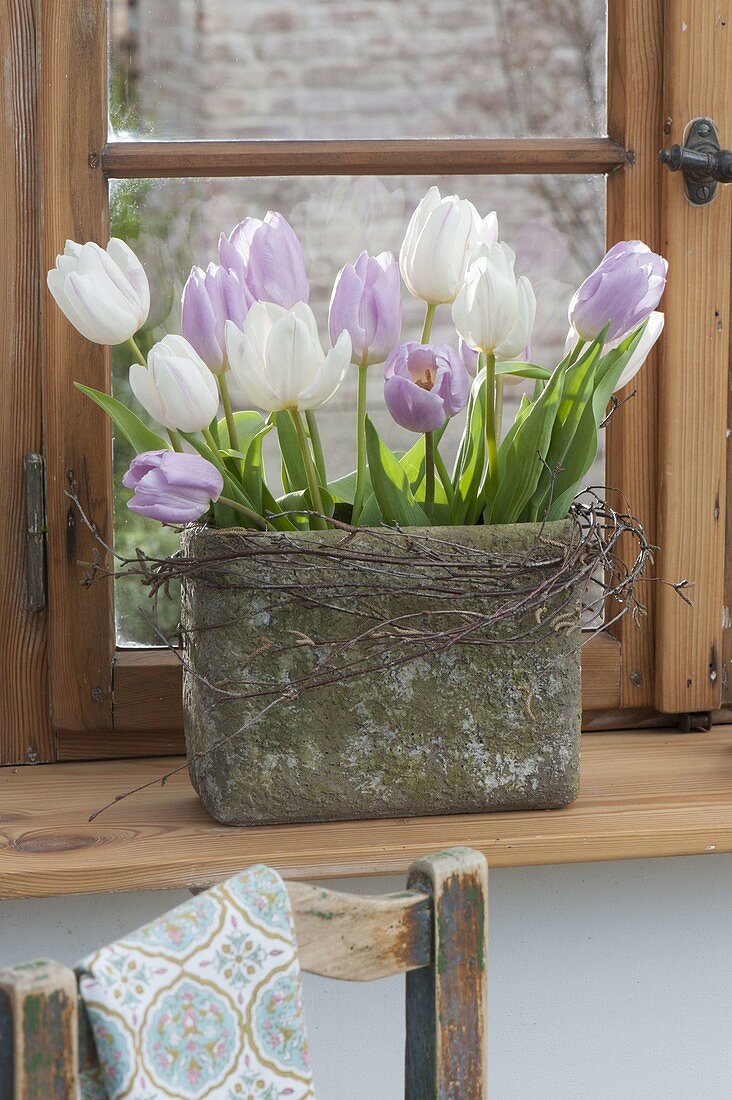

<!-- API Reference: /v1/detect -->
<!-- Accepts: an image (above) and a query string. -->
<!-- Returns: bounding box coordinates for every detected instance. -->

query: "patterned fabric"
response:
[76,865,314,1100]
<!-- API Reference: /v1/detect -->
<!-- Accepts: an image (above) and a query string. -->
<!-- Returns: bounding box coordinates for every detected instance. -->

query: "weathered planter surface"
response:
[181,521,582,825]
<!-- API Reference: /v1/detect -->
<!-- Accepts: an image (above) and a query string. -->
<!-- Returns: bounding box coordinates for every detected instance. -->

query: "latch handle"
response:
[659,117,732,206]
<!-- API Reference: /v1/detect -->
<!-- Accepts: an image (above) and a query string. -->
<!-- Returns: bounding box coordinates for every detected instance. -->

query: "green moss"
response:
[181,522,582,825]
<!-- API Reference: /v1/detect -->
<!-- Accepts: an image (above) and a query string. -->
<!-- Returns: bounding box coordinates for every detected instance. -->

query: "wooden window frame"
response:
[3,0,731,765]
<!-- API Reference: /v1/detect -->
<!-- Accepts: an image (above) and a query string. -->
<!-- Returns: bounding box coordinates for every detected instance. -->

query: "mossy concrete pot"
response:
[181,521,582,825]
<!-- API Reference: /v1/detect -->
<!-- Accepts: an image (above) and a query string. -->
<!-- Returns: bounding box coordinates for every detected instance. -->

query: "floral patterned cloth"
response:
[76,865,315,1100]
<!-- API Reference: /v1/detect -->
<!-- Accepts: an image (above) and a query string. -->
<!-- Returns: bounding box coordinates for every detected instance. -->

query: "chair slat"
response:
[405,847,488,1100]
[289,881,432,981]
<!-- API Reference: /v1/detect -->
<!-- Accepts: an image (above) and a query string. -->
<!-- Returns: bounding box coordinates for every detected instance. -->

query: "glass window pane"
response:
[109,0,607,141]
[111,172,606,646]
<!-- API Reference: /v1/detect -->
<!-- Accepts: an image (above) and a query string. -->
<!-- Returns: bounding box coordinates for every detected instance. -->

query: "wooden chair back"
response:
[0,846,488,1099]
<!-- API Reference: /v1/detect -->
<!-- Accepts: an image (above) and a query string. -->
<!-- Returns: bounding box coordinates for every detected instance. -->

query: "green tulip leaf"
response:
[357,491,384,527]
[365,417,430,527]
[275,485,335,530]
[217,410,269,454]
[451,371,487,525]
[488,363,566,524]
[495,361,552,381]
[528,330,606,518]
[272,411,308,493]
[75,383,169,454]
[545,323,647,519]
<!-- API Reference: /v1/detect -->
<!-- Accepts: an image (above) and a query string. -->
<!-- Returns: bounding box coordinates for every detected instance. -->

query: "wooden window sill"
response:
[2,728,732,899]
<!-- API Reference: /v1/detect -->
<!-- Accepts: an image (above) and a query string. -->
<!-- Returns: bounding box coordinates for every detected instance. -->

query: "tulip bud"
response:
[181,263,253,373]
[494,275,536,362]
[568,240,668,343]
[399,187,485,305]
[328,250,402,367]
[123,450,223,524]
[129,335,220,433]
[219,211,309,308]
[384,342,470,433]
[451,243,519,355]
[47,238,150,345]
[225,301,351,413]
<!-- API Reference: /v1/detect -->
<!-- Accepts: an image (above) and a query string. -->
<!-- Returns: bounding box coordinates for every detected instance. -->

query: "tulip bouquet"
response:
[48,188,667,536]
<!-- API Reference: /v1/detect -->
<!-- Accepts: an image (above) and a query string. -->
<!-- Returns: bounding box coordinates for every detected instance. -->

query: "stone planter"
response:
[181,521,582,825]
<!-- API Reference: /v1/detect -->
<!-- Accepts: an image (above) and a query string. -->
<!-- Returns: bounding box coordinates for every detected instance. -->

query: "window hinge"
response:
[24,452,46,613]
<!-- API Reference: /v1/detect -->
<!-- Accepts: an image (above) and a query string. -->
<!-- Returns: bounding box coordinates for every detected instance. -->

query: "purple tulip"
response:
[218,212,309,309]
[123,450,224,524]
[568,240,668,343]
[328,251,402,366]
[181,263,253,373]
[384,342,470,433]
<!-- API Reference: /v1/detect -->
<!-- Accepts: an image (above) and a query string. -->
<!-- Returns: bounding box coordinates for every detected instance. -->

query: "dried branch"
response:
[64,487,681,819]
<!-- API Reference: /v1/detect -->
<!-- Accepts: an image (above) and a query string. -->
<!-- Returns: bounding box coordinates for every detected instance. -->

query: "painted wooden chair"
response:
[0,846,487,1099]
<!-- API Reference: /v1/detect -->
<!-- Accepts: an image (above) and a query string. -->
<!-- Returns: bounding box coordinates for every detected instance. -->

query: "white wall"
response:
[2,856,731,1099]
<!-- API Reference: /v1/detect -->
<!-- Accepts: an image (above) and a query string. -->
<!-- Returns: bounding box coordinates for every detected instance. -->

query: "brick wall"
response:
[110,0,608,640]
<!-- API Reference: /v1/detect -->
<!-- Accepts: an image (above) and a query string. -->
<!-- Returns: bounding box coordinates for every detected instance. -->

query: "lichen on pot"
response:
[180,519,583,826]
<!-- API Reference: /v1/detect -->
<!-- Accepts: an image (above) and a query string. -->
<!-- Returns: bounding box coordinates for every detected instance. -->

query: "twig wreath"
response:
[66,485,690,821]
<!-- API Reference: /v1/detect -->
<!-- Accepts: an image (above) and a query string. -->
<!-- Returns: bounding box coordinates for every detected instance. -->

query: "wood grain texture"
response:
[406,848,488,1100]
[288,881,431,981]
[0,0,53,764]
[3,728,732,898]
[0,958,79,1098]
[39,0,115,734]
[655,2,732,712]
[720,56,732,707]
[605,0,664,709]
[102,137,628,179]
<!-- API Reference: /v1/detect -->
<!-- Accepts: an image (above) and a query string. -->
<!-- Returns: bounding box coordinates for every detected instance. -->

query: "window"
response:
[3,0,731,765]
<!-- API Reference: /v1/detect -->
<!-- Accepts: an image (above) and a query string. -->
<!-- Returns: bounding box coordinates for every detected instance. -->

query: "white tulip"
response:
[399,187,485,305]
[225,301,351,413]
[494,275,536,362]
[451,242,519,355]
[473,211,499,253]
[613,311,665,390]
[563,310,665,392]
[129,335,219,433]
[47,238,149,344]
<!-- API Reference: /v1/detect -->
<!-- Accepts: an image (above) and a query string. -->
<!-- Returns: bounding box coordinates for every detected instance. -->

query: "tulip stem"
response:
[126,336,147,367]
[305,410,327,485]
[424,431,435,512]
[434,444,454,504]
[495,377,505,444]
[218,495,269,531]
[217,372,240,452]
[482,351,499,500]
[352,361,369,525]
[420,303,436,345]
[168,429,184,453]
[202,427,221,456]
[292,410,328,530]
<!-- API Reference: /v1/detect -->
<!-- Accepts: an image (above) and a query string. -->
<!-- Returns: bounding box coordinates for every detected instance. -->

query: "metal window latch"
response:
[24,453,46,613]
[659,118,732,206]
